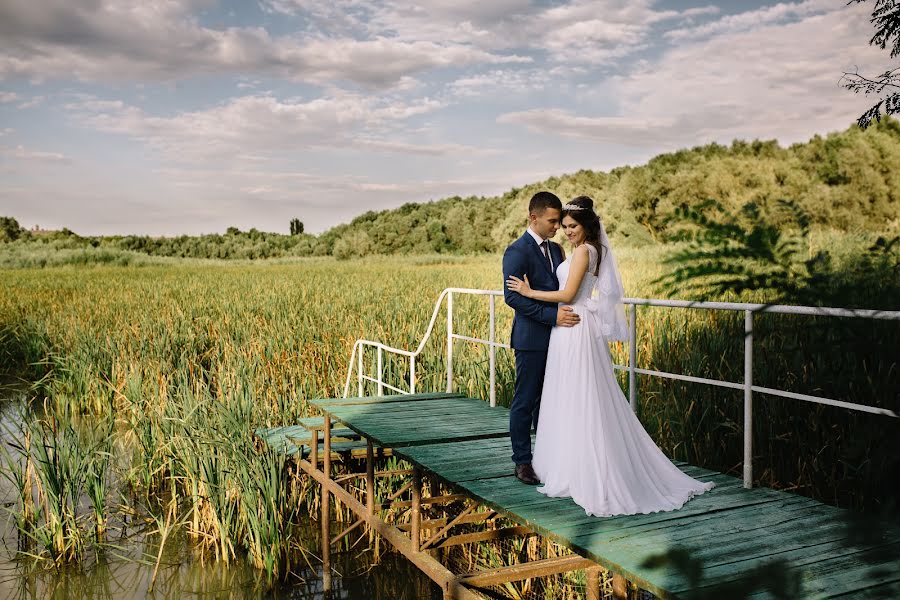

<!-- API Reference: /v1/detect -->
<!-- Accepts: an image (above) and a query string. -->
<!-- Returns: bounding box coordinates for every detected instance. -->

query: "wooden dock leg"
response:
[612,572,628,599]
[321,417,332,590]
[411,467,422,553]
[366,438,375,516]
[586,565,602,600]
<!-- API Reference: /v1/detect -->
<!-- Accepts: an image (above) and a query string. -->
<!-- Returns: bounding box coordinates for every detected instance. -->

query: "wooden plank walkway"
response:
[262,392,900,599]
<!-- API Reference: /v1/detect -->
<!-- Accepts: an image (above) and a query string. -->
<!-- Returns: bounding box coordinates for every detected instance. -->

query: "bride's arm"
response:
[506,245,589,303]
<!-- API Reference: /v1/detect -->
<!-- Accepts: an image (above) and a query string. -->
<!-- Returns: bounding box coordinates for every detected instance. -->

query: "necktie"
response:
[542,240,553,271]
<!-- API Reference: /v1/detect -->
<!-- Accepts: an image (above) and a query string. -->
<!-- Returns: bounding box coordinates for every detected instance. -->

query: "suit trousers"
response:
[510,349,548,465]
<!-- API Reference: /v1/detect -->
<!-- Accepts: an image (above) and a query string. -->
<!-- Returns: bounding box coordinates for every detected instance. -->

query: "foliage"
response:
[290,218,304,235]
[2,120,898,266]
[0,216,24,242]
[656,197,900,307]
[841,0,900,128]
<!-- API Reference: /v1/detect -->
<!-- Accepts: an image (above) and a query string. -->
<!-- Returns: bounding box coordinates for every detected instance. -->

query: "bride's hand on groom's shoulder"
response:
[506,274,532,297]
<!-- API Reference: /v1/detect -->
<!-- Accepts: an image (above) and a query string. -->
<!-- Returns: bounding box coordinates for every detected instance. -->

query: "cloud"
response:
[0,91,19,103]
[17,95,44,109]
[0,0,528,88]
[500,2,887,147]
[261,0,714,67]
[351,182,404,192]
[664,0,833,42]
[450,68,549,97]
[62,92,485,161]
[1,144,70,163]
[497,108,734,146]
[536,0,720,65]
[355,138,502,156]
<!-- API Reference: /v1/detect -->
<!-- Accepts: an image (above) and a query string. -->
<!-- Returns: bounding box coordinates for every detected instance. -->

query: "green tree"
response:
[0,216,23,242]
[289,218,304,235]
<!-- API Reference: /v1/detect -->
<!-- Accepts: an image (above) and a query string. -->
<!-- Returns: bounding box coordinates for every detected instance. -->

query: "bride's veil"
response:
[590,221,630,342]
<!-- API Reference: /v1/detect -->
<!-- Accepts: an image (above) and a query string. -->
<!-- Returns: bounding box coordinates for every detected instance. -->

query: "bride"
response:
[506,196,714,516]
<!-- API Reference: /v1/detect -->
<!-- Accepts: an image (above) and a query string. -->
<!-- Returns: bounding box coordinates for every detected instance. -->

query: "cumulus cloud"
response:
[61,92,498,161]
[536,0,721,64]
[500,2,885,147]
[263,0,719,66]
[664,0,833,42]
[0,0,528,88]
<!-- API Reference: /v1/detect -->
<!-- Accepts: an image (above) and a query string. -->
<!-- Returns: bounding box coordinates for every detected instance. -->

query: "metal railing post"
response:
[377,345,384,396]
[743,309,754,489]
[489,295,496,407]
[629,304,638,413]
[409,355,416,394]
[357,343,364,397]
[446,292,454,393]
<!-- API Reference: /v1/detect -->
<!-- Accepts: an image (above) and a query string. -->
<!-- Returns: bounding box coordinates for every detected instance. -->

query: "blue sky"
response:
[0,0,891,235]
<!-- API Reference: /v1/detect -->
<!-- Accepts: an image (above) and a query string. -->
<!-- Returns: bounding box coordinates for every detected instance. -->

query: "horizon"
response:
[0,0,892,236]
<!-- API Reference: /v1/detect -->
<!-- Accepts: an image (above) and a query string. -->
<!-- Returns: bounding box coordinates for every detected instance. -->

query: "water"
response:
[0,384,439,600]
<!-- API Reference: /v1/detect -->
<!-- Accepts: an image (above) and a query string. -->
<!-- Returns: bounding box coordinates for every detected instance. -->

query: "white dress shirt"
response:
[526,227,546,246]
[527,227,553,270]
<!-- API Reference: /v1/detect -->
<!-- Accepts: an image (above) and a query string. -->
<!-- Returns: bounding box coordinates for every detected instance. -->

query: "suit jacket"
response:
[502,231,564,351]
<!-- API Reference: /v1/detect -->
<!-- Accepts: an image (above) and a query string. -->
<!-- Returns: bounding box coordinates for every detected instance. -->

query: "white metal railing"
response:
[343,288,900,489]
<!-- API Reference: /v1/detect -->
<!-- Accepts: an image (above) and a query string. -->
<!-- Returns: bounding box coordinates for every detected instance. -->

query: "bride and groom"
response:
[502,192,714,517]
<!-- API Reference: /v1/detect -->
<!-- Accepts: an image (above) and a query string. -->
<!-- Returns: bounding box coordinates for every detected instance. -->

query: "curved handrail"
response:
[342,288,502,398]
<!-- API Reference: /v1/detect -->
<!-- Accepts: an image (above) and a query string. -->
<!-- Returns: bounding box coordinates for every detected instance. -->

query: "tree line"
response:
[2,119,898,260]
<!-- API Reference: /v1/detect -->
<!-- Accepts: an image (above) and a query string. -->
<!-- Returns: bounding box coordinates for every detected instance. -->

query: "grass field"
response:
[0,241,897,586]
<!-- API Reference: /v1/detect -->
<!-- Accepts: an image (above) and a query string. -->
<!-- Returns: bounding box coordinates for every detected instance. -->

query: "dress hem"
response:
[536,481,717,518]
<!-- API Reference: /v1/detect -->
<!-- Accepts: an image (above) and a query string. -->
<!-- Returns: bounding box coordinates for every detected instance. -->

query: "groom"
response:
[502,191,580,485]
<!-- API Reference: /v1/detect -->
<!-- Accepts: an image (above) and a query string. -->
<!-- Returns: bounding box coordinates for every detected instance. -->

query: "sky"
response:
[0,0,892,236]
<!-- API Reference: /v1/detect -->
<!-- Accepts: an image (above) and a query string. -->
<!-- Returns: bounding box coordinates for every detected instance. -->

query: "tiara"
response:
[563,203,589,211]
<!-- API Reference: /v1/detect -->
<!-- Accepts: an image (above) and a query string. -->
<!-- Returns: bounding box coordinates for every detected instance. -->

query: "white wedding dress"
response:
[532,243,714,516]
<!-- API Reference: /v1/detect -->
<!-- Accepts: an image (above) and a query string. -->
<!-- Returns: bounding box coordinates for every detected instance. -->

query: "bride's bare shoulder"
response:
[573,244,592,257]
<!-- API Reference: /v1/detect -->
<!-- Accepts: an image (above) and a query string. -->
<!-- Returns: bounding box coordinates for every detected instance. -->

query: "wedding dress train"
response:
[531,243,714,516]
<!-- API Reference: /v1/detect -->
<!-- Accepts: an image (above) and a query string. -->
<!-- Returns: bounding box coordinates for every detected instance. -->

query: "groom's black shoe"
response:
[515,463,540,485]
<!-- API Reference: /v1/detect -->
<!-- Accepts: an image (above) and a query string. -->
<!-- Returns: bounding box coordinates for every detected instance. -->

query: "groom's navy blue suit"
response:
[502,231,564,466]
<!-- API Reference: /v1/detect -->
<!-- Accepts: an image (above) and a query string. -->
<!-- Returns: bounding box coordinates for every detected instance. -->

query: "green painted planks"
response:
[675,540,900,596]
[568,494,820,547]
[324,401,501,423]
[746,542,900,599]
[311,392,465,406]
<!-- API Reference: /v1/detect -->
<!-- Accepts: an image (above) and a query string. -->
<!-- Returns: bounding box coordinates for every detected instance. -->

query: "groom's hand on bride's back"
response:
[557,306,580,327]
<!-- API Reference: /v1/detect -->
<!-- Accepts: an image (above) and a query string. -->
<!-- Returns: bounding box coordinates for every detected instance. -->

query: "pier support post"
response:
[612,572,628,599]
[366,438,375,516]
[411,468,422,552]
[586,565,602,600]
[321,417,332,591]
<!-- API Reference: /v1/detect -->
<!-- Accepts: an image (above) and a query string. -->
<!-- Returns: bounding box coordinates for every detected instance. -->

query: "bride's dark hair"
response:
[562,196,604,276]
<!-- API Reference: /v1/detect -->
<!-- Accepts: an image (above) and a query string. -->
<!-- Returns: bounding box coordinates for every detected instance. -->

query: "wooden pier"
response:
[257,391,900,599]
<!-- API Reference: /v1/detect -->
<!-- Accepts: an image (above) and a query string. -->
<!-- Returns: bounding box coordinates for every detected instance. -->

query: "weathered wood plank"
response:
[311,392,466,406]
[744,542,900,599]
[458,554,596,588]
[325,402,503,423]
[674,540,900,595]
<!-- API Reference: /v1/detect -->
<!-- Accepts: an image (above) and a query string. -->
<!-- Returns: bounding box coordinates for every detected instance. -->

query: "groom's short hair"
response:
[528,191,562,215]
